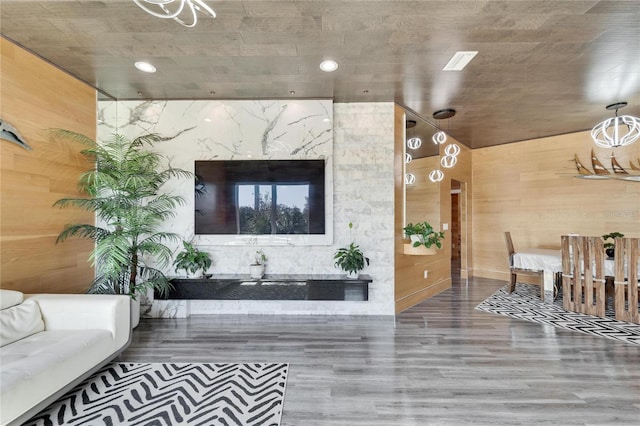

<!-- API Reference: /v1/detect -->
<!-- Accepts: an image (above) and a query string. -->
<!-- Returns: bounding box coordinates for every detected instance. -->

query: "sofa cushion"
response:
[0,329,114,425]
[0,300,45,347]
[0,289,24,310]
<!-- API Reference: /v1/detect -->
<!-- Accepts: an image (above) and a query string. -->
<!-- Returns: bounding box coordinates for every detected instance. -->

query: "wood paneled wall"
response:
[394,105,473,313]
[1,37,96,293]
[472,131,640,282]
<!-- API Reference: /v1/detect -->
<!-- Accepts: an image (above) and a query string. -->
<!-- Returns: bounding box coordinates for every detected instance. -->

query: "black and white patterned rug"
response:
[476,283,640,346]
[25,362,289,426]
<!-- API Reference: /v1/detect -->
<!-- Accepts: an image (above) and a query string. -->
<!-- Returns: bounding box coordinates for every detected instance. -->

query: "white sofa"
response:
[0,290,131,426]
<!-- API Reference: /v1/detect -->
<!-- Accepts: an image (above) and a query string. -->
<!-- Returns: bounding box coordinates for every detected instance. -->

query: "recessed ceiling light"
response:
[289,90,296,95]
[319,59,339,72]
[134,61,157,73]
[442,51,478,71]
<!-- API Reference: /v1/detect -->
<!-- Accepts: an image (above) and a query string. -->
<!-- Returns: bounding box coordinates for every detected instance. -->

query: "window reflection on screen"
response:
[237,184,310,234]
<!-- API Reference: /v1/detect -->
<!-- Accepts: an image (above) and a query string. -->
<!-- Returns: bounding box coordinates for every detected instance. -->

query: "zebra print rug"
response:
[25,362,288,426]
[476,283,640,346]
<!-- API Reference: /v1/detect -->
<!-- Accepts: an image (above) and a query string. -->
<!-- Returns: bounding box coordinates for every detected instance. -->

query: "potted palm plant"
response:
[334,222,369,278]
[403,221,445,255]
[52,130,192,326]
[173,241,212,278]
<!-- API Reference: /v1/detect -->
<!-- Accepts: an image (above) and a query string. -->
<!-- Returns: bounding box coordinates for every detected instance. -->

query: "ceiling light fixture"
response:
[319,60,339,72]
[432,131,447,145]
[405,173,416,185]
[132,0,216,28]
[432,108,456,145]
[443,51,478,71]
[134,61,157,73]
[405,153,412,164]
[405,119,422,149]
[429,170,444,183]
[441,144,460,168]
[432,108,456,120]
[591,102,640,148]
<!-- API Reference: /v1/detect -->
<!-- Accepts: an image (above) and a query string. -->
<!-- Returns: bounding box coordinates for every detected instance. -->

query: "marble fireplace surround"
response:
[97,100,396,317]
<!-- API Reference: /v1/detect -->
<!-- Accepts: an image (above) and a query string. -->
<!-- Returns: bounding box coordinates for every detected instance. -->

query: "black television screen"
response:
[195,160,325,235]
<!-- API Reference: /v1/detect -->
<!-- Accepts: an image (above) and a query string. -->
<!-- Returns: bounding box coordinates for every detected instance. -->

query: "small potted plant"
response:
[173,241,212,278]
[250,250,267,279]
[403,221,445,255]
[334,222,369,278]
[602,231,624,258]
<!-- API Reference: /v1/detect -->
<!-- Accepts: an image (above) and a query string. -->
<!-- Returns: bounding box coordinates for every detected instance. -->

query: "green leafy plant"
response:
[403,221,445,249]
[252,250,267,266]
[173,241,212,277]
[602,231,624,250]
[52,130,192,299]
[602,231,624,257]
[334,222,369,276]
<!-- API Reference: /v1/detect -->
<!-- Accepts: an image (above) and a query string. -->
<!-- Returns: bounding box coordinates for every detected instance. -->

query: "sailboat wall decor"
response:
[591,149,610,175]
[574,149,640,181]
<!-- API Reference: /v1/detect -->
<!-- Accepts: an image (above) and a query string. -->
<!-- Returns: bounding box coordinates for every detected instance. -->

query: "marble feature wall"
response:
[98,100,396,317]
[99,99,333,246]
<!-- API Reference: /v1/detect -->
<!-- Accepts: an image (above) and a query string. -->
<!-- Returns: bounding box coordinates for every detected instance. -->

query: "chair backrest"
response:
[504,232,515,266]
[614,237,639,324]
[561,235,606,317]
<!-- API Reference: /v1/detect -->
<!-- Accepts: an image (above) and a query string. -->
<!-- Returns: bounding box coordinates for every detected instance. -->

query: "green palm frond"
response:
[49,129,97,147]
[52,131,192,297]
[56,224,109,244]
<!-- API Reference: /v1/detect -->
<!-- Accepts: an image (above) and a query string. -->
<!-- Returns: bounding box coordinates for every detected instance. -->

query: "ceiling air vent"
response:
[443,51,478,71]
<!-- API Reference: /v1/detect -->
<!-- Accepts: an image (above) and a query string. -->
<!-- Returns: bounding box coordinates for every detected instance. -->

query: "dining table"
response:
[512,248,616,303]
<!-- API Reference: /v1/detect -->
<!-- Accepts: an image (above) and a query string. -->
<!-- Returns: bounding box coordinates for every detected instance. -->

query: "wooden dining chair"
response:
[561,235,606,318]
[613,237,639,324]
[504,232,544,299]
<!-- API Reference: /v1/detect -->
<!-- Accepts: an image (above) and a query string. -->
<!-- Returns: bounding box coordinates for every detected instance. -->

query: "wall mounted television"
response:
[194,159,330,245]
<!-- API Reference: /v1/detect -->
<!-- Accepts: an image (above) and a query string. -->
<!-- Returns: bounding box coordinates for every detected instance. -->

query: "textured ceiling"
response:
[1,0,639,148]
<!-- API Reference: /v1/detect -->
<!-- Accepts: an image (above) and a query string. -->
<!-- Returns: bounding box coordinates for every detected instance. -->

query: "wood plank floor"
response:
[119,276,640,425]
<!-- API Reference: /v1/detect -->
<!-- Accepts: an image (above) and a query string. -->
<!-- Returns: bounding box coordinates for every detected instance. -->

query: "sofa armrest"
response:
[24,294,131,352]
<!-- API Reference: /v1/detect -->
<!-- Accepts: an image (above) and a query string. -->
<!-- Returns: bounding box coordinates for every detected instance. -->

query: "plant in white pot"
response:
[250,250,267,279]
[173,241,212,278]
[334,222,369,278]
[403,221,445,255]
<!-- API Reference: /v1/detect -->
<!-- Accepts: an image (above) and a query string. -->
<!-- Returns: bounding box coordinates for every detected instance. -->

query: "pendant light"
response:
[591,102,640,148]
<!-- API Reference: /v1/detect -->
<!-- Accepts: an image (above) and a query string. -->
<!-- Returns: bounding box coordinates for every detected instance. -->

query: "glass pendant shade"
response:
[429,170,444,182]
[405,173,416,185]
[432,131,447,145]
[444,143,460,157]
[441,155,457,168]
[405,153,412,164]
[407,137,422,150]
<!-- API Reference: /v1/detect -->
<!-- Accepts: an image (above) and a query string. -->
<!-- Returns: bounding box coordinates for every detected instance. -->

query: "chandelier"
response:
[591,102,640,148]
[132,0,216,27]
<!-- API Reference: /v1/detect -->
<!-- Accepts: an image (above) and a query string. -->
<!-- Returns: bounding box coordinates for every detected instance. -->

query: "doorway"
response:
[450,179,468,279]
